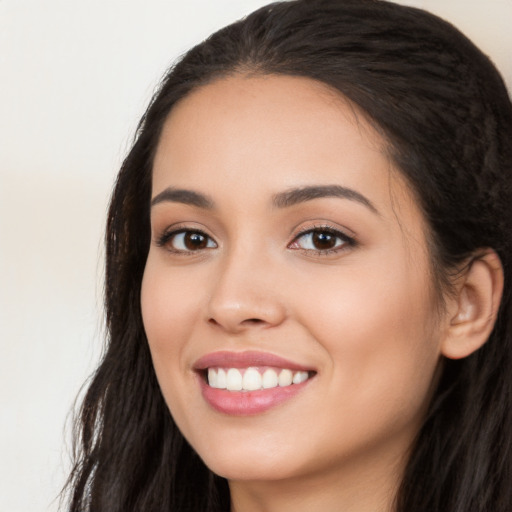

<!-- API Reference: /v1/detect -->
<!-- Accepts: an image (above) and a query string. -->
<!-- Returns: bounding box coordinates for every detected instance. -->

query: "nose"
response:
[206,249,287,334]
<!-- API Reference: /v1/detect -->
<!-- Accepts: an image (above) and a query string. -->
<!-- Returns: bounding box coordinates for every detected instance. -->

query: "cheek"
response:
[141,257,200,347]
[140,256,206,400]
[296,256,441,419]
[140,258,205,430]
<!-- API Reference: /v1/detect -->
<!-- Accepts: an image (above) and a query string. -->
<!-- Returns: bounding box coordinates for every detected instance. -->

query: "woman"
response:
[65,0,512,511]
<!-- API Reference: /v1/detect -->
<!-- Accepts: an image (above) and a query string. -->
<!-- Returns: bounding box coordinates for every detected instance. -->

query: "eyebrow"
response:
[272,185,379,214]
[151,187,214,209]
[150,184,378,214]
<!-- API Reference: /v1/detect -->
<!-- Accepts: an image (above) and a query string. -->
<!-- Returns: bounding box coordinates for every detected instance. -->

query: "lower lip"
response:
[198,375,311,416]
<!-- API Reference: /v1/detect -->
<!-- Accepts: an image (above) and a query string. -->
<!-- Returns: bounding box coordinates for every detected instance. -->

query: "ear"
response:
[441,250,504,360]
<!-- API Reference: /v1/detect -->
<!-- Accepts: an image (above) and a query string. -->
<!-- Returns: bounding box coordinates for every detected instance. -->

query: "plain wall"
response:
[0,1,510,511]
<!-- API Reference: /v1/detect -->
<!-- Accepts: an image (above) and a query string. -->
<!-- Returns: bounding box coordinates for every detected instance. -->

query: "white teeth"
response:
[226,368,243,391]
[217,368,227,389]
[242,368,262,391]
[208,368,218,388]
[207,367,311,391]
[278,369,293,387]
[293,371,309,384]
[262,368,279,389]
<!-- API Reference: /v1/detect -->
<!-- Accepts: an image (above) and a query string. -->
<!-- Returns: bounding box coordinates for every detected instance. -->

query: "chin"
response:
[205,456,300,482]
[193,435,306,482]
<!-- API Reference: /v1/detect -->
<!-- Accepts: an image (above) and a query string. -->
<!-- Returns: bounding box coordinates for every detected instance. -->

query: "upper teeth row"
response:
[208,367,309,391]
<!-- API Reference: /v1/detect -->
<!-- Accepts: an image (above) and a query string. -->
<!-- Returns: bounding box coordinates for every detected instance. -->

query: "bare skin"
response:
[141,74,503,512]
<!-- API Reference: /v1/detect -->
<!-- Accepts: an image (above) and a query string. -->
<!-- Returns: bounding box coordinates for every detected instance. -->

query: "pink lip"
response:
[198,378,311,415]
[193,350,313,372]
[193,351,315,416]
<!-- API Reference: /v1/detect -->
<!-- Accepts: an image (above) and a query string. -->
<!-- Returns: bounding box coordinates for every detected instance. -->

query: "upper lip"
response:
[193,350,314,372]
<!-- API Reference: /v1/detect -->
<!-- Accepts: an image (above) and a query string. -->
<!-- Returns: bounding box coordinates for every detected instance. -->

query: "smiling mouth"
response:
[194,351,316,414]
[206,367,313,391]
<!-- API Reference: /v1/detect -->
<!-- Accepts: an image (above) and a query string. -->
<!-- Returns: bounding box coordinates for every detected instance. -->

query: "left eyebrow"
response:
[272,185,379,214]
[150,187,214,209]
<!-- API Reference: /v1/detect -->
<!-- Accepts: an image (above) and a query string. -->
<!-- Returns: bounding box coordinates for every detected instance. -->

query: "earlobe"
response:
[441,250,504,360]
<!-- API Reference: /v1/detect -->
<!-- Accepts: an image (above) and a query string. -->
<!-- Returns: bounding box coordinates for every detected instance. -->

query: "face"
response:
[141,75,445,486]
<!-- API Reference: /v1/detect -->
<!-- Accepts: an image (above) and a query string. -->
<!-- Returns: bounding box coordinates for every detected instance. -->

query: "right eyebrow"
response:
[150,187,215,209]
[272,184,379,215]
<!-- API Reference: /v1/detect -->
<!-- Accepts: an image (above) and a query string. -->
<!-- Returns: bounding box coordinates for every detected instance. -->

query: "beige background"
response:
[0,1,510,511]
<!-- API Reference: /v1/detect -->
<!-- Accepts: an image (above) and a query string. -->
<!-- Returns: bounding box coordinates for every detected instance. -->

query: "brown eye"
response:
[289,228,354,254]
[183,232,209,250]
[311,231,337,250]
[162,230,217,252]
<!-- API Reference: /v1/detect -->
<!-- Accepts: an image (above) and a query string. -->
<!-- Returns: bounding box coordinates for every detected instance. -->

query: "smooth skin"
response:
[141,75,503,512]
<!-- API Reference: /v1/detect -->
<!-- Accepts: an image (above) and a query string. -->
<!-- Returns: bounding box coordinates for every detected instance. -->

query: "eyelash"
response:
[289,225,357,255]
[156,228,217,255]
[156,225,356,256]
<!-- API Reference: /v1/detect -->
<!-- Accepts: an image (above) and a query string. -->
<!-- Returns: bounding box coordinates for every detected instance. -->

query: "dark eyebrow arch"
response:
[272,185,379,214]
[151,187,214,209]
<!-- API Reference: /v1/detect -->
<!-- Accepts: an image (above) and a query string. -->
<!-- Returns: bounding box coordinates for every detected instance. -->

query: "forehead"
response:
[152,74,423,230]
[155,75,380,183]
[159,74,382,155]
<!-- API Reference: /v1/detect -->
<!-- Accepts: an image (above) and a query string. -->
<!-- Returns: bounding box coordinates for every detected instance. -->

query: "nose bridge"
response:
[206,240,286,331]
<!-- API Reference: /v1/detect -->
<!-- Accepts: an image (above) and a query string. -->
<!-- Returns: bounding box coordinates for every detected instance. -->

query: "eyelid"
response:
[153,221,356,256]
[288,223,357,254]
[155,224,218,254]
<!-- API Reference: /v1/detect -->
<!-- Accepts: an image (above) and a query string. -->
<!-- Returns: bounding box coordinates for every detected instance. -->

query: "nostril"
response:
[207,316,266,330]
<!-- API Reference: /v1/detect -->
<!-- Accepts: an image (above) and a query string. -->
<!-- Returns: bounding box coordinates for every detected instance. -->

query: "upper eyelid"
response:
[155,225,217,247]
[295,225,345,236]
[291,223,356,241]
[154,222,214,239]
